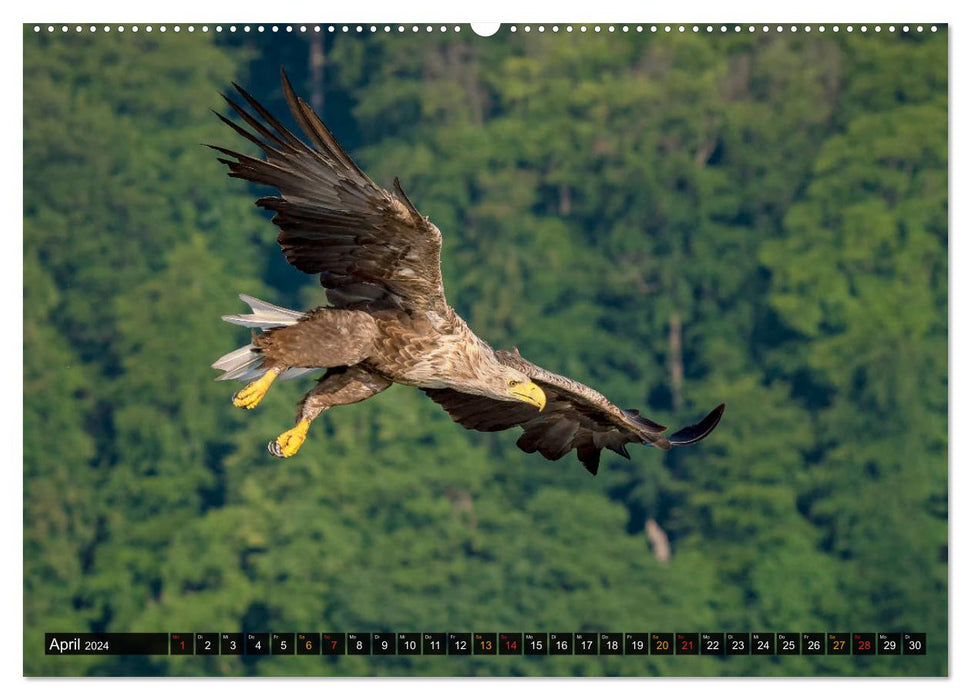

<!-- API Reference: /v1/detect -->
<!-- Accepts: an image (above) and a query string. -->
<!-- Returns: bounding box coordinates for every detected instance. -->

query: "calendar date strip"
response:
[46,632,927,656]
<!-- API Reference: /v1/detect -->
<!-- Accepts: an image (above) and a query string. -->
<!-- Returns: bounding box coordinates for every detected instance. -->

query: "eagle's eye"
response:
[507,379,518,388]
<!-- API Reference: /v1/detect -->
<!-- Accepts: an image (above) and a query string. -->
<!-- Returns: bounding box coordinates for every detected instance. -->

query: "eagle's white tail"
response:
[212,294,318,382]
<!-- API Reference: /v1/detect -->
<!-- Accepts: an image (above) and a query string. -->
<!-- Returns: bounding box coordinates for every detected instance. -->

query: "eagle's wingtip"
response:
[666,402,725,447]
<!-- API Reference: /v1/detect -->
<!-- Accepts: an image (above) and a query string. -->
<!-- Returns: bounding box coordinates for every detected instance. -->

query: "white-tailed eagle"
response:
[211,71,724,474]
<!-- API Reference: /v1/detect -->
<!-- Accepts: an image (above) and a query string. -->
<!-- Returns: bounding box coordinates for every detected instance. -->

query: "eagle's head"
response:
[457,348,547,410]
[497,368,547,411]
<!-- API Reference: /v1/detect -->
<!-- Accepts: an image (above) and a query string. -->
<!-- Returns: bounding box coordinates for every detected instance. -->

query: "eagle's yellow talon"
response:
[232,371,278,409]
[269,420,310,458]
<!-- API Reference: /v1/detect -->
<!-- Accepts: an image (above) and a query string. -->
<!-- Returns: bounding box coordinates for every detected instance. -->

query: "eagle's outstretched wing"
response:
[209,69,446,314]
[424,350,724,475]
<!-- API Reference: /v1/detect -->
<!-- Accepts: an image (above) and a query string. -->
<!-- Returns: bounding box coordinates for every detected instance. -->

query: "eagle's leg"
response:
[232,367,281,409]
[238,309,379,418]
[269,365,393,458]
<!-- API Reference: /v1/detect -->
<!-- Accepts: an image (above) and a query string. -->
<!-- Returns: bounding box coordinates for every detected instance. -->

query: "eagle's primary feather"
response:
[211,69,724,469]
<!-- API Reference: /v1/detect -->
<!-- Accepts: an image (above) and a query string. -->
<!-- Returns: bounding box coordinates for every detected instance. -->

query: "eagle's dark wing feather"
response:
[209,69,446,314]
[424,349,724,475]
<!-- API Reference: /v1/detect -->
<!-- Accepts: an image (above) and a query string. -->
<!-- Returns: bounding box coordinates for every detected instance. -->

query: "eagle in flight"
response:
[210,71,724,475]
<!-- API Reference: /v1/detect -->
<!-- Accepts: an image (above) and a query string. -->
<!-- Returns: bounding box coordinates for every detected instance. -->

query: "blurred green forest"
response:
[23,25,947,676]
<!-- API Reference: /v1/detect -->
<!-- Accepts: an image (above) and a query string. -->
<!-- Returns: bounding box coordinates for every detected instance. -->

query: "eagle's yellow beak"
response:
[511,381,546,411]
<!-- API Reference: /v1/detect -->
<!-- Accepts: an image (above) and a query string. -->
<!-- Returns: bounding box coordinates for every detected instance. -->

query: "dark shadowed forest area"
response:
[23,24,947,676]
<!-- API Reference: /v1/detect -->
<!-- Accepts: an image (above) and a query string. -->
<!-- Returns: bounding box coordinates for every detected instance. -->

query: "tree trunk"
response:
[558,183,571,216]
[309,32,325,115]
[645,519,671,564]
[669,310,683,411]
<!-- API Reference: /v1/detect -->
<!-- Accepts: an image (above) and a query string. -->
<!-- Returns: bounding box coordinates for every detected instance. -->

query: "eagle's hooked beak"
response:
[511,381,547,412]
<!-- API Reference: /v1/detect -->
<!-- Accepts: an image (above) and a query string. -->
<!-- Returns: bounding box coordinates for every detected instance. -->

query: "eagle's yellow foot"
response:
[268,420,310,458]
[232,370,278,410]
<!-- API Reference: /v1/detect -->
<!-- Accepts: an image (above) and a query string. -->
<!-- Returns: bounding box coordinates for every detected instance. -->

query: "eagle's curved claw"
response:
[269,420,310,458]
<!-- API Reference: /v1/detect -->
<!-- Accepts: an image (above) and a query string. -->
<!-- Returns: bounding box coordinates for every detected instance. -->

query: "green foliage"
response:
[760,32,947,665]
[23,27,946,677]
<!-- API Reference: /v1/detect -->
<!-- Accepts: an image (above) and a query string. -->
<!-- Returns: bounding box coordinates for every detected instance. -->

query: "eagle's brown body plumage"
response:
[255,305,506,389]
[211,71,724,473]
